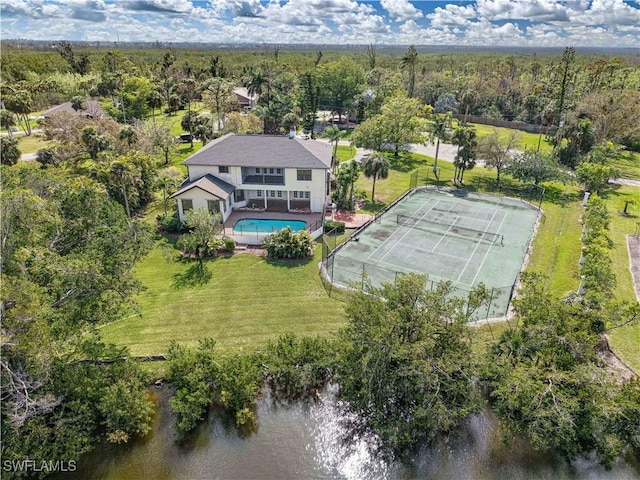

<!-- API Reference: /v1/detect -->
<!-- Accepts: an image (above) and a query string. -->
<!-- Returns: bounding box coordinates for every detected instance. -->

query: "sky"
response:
[1,0,640,47]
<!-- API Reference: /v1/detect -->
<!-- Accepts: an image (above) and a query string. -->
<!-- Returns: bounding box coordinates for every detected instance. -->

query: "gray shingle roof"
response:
[42,99,105,118]
[169,174,235,200]
[183,134,332,169]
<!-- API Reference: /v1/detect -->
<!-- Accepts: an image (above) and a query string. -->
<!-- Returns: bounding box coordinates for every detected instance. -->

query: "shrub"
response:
[324,221,345,234]
[157,211,186,233]
[223,236,236,252]
[262,227,313,259]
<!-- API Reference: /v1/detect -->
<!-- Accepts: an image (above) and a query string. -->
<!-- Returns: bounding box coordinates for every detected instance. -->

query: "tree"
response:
[428,113,451,175]
[81,126,110,160]
[452,126,478,183]
[191,115,217,145]
[118,125,138,149]
[1,166,154,466]
[338,274,489,455]
[299,70,320,137]
[147,90,164,121]
[401,45,418,98]
[477,129,521,186]
[317,58,365,122]
[333,160,360,210]
[324,125,344,171]
[434,93,459,114]
[178,209,222,259]
[0,136,21,165]
[3,90,33,135]
[223,112,263,135]
[380,91,428,156]
[203,78,238,131]
[506,150,568,185]
[361,151,390,204]
[576,162,614,194]
[486,273,640,467]
[156,167,185,214]
[1,109,17,136]
[350,115,388,152]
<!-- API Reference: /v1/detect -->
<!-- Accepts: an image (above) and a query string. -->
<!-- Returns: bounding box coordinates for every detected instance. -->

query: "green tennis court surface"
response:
[325,187,540,320]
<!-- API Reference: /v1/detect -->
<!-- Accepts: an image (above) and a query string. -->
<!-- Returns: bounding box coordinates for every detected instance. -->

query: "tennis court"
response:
[324,187,540,320]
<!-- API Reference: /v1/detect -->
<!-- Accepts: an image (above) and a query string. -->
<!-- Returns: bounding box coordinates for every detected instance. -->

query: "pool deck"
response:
[222,209,324,238]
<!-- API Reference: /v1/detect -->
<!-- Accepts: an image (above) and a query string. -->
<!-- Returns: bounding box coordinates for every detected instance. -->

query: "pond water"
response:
[64,386,639,480]
[234,219,307,234]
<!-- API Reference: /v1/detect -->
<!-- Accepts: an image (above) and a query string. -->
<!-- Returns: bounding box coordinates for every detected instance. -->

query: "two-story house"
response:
[170,134,332,223]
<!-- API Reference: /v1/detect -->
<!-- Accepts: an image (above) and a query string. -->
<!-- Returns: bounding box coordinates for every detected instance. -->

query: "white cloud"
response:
[380,0,423,22]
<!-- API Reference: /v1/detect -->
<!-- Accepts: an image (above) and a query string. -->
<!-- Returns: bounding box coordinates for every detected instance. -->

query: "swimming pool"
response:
[233,218,307,233]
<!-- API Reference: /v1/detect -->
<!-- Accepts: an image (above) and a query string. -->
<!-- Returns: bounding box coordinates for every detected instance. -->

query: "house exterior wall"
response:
[175,187,233,223]
[185,165,328,213]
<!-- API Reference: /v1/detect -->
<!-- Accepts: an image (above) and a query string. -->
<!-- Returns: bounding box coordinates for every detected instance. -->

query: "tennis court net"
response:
[396,213,503,245]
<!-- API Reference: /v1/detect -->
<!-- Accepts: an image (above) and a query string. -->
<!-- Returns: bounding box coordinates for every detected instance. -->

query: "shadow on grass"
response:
[172,260,212,288]
[357,200,385,214]
[265,255,314,268]
[389,152,428,172]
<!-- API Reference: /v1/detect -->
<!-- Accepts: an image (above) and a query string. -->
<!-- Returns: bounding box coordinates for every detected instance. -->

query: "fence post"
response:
[486,287,495,320]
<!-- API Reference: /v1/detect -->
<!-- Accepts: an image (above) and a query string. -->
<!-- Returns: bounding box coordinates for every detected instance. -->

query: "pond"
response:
[64,386,639,480]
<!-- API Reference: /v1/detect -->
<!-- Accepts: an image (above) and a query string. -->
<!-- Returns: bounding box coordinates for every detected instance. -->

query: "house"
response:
[42,99,106,119]
[233,87,257,109]
[170,133,332,223]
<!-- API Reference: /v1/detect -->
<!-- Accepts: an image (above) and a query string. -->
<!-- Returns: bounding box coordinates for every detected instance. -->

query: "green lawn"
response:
[336,144,356,162]
[100,239,345,357]
[611,151,640,181]
[465,122,555,154]
[17,134,50,155]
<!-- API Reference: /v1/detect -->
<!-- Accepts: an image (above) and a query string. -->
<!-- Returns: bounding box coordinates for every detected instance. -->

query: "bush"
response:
[223,236,236,252]
[262,227,313,259]
[156,212,186,233]
[324,221,345,234]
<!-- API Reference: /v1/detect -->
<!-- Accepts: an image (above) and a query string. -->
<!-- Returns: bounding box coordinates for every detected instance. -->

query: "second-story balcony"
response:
[241,167,285,185]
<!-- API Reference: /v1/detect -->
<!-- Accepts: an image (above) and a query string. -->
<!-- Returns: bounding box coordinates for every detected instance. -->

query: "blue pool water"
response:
[234,218,307,233]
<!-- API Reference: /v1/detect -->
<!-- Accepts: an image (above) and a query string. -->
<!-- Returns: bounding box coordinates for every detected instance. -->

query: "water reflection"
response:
[64,386,639,480]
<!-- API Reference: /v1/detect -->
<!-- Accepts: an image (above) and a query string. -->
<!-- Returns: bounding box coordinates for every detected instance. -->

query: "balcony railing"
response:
[242,174,285,185]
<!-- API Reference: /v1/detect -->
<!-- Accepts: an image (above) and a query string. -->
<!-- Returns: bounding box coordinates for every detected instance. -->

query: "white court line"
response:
[456,209,499,283]
[376,200,443,264]
[385,243,469,261]
[469,211,508,286]
[431,215,459,251]
[366,198,440,262]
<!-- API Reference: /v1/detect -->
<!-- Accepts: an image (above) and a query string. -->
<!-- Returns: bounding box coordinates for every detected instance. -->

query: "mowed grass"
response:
[100,239,345,356]
[465,122,555,154]
[16,133,51,155]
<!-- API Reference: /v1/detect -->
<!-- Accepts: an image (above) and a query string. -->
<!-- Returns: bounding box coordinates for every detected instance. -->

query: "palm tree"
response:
[401,45,418,98]
[361,151,390,205]
[452,126,478,183]
[325,125,343,172]
[147,90,163,123]
[428,113,450,176]
[155,167,184,215]
[119,125,138,149]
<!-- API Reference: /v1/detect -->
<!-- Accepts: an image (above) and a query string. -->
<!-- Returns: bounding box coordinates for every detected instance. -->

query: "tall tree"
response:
[428,113,451,176]
[156,167,184,215]
[401,45,418,98]
[317,58,365,122]
[361,151,390,204]
[452,126,478,183]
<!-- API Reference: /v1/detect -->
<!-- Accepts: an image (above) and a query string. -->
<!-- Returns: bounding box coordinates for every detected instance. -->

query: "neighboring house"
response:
[170,133,332,223]
[233,87,257,109]
[42,99,105,119]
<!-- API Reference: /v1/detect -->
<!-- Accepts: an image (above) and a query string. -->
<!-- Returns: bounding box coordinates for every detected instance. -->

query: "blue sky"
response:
[2,1,639,47]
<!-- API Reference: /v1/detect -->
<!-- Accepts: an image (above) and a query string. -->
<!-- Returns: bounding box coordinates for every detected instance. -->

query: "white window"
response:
[276,168,282,174]
[181,199,193,211]
[270,190,276,197]
[293,191,298,198]
[277,191,282,198]
[269,168,275,174]
[257,190,262,197]
[304,191,310,199]
[219,166,229,174]
[207,200,219,213]
[256,168,261,174]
